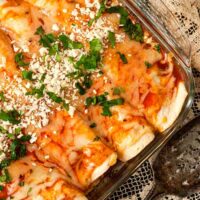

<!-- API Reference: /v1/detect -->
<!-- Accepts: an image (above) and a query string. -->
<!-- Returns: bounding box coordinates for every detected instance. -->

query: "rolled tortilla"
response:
[78,77,155,162]
[29,110,117,189]
[6,155,88,200]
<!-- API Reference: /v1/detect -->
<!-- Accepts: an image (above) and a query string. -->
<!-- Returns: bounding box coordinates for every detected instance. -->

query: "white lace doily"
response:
[108,0,200,199]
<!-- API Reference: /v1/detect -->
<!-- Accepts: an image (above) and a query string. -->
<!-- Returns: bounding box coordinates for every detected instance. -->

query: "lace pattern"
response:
[109,0,200,199]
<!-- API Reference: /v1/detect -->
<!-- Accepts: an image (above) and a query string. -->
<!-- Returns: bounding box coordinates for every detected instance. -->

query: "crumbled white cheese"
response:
[52,24,59,32]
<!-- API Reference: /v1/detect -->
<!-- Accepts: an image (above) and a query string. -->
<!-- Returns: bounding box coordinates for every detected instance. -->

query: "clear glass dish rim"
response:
[87,0,195,199]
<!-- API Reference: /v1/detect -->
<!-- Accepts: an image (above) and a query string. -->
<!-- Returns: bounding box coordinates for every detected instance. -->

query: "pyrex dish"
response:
[87,0,195,199]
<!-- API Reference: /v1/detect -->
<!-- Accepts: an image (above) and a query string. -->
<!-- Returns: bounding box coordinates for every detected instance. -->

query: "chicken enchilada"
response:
[0,0,188,199]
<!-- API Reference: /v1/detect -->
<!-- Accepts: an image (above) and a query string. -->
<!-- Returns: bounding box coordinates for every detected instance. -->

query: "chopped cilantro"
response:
[106,6,128,25]
[0,126,8,134]
[85,93,108,107]
[0,110,21,125]
[108,31,116,48]
[85,93,124,117]
[145,61,152,68]
[35,26,58,54]
[85,96,96,107]
[62,102,69,111]
[154,44,161,53]
[106,6,144,42]
[26,84,45,98]
[75,38,102,70]
[58,34,83,49]
[15,53,29,67]
[0,159,11,170]
[0,169,11,183]
[55,53,61,62]
[66,70,84,79]
[39,33,56,48]
[75,52,100,70]
[15,127,21,135]
[0,92,5,102]
[47,92,69,111]
[102,105,112,116]
[82,74,93,89]
[117,52,128,64]
[35,26,45,36]
[40,73,46,83]
[47,92,63,103]
[49,44,59,55]
[90,123,97,128]
[113,87,125,95]
[89,38,102,52]
[124,21,144,42]
[75,82,86,95]
[88,0,106,26]
[22,70,33,81]
[7,133,15,139]
[101,98,124,107]
[10,135,31,160]
[101,98,124,116]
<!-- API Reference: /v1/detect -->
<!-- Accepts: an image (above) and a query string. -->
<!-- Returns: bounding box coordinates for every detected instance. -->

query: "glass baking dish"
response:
[86,0,195,199]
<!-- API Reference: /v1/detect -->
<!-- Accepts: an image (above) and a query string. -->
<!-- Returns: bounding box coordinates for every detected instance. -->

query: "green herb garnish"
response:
[89,38,102,52]
[0,185,4,191]
[49,44,59,55]
[0,110,21,125]
[108,31,116,48]
[22,70,33,81]
[47,92,63,103]
[85,93,124,117]
[15,53,29,67]
[26,84,45,98]
[82,74,93,89]
[101,105,112,116]
[88,0,106,26]
[35,26,57,54]
[66,70,84,79]
[144,61,152,68]
[0,126,8,134]
[85,93,108,107]
[35,26,45,35]
[58,34,83,49]
[101,98,124,116]
[124,21,144,42]
[39,33,56,48]
[10,135,31,161]
[113,87,125,95]
[47,92,69,110]
[75,38,102,70]
[0,92,5,102]
[0,169,11,183]
[75,53,101,70]
[75,82,86,95]
[154,44,161,53]
[40,73,46,83]
[106,6,144,42]
[117,52,128,64]
[0,159,11,170]
[106,6,128,25]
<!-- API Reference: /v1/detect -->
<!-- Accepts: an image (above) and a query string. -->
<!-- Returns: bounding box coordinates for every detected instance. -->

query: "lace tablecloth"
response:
[108,0,200,199]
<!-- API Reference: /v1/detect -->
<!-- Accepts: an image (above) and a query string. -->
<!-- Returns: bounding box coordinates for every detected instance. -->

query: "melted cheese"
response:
[7,155,87,200]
